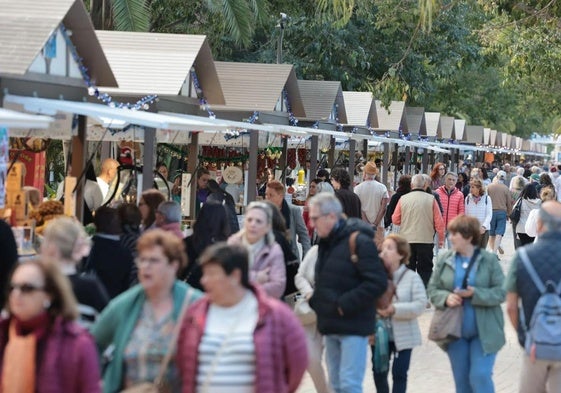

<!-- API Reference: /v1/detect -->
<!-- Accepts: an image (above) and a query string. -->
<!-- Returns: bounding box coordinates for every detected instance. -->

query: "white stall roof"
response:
[0,107,53,128]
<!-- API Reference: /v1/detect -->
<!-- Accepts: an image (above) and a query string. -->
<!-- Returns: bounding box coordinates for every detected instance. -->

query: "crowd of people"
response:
[0,159,560,393]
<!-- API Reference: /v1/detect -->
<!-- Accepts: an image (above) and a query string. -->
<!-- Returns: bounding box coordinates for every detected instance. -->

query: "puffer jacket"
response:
[309,218,388,336]
[390,265,427,351]
[436,185,465,227]
[177,284,308,393]
[228,231,286,298]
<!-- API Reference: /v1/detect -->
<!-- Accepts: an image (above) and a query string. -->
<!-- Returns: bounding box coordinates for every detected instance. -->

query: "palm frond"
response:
[315,0,355,27]
[112,0,151,31]
[207,0,253,46]
[247,0,268,24]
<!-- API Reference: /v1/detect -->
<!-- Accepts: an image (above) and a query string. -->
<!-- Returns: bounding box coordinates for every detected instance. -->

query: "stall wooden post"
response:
[70,115,87,222]
[348,139,356,190]
[187,132,199,219]
[328,137,335,168]
[404,146,411,175]
[280,136,288,182]
[247,130,258,203]
[383,142,390,187]
[310,135,318,180]
[142,127,156,192]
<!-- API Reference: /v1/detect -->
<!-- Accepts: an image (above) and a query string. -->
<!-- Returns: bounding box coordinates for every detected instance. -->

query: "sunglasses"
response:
[9,283,45,294]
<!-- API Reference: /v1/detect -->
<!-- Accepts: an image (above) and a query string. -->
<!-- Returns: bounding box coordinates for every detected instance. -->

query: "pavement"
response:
[297,224,523,393]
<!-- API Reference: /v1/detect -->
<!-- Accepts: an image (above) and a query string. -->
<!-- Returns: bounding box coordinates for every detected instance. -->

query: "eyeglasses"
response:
[135,257,167,266]
[438,167,446,171]
[9,283,45,294]
[309,213,329,223]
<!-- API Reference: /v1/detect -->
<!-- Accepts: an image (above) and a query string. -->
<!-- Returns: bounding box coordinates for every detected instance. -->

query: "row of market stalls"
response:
[0,0,549,222]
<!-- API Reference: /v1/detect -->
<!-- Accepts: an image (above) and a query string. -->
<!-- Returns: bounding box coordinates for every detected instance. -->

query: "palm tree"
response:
[89,0,151,31]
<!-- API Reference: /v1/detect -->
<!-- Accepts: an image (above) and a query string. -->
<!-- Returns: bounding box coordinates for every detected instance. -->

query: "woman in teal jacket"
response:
[92,229,201,393]
[428,215,505,393]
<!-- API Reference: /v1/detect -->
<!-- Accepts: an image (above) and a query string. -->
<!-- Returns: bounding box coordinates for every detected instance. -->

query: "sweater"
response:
[177,285,308,393]
[91,281,202,393]
[390,265,427,351]
[0,316,101,393]
[428,248,506,354]
[487,182,513,213]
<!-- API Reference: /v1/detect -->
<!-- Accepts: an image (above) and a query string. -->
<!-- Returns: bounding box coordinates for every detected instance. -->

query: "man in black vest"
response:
[505,200,561,392]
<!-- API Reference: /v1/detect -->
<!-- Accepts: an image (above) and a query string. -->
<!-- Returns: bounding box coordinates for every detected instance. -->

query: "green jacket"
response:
[427,248,506,354]
[91,281,202,393]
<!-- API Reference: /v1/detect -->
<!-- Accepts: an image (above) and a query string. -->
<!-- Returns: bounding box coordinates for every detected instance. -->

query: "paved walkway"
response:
[297,225,523,393]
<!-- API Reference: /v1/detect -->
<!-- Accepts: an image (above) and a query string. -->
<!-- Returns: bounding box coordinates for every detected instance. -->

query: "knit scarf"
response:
[1,313,49,393]
[472,195,482,204]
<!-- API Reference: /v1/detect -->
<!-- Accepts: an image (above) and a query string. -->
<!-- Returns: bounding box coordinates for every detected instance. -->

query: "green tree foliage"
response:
[146,0,561,136]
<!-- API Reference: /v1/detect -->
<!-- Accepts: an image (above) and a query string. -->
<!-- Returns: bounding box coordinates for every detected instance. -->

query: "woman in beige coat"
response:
[373,234,427,393]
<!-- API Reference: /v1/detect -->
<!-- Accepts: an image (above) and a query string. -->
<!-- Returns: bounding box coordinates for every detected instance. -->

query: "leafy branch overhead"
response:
[88,0,561,137]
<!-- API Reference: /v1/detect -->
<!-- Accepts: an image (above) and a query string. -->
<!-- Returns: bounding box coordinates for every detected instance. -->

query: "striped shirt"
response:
[196,291,258,393]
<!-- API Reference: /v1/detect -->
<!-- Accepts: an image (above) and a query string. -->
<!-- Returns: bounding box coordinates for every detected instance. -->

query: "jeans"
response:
[372,342,412,393]
[325,335,368,393]
[447,336,497,393]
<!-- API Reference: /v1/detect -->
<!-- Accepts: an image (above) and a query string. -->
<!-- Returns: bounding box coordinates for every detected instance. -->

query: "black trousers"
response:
[408,243,434,287]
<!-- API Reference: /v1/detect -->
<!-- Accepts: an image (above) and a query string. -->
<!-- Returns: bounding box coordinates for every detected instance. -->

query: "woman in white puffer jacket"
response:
[372,234,427,393]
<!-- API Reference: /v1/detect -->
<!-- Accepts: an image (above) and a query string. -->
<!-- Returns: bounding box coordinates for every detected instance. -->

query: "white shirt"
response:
[96,177,110,200]
[196,291,258,393]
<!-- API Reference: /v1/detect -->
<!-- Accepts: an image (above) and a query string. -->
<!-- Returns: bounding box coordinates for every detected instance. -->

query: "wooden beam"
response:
[247,130,258,203]
[142,127,156,191]
[70,115,87,223]
[187,132,199,219]
[310,135,318,181]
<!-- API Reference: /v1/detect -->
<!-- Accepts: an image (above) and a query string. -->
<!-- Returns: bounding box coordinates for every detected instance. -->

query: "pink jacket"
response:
[177,285,308,393]
[436,185,465,227]
[0,316,101,393]
[228,232,286,298]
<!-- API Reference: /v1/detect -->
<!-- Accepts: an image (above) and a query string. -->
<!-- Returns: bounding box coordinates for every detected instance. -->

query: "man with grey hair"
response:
[308,193,387,393]
[505,201,561,393]
[392,174,445,287]
[155,200,184,239]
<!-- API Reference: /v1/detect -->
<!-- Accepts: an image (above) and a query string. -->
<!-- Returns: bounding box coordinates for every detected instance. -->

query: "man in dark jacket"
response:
[308,193,387,393]
[505,200,561,393]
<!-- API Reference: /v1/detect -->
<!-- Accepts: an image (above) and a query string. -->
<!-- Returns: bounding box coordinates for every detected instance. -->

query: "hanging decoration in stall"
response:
[60,26,158,111]
[190,68,216,119]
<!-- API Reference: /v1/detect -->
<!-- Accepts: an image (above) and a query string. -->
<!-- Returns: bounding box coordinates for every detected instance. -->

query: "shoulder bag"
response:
[510,198,522,224]
[120,288,194,393]
[349,231,395,310]
[428,249,479,344]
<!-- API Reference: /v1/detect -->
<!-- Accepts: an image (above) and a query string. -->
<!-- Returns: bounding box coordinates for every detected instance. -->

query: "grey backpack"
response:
[519,248,561,361]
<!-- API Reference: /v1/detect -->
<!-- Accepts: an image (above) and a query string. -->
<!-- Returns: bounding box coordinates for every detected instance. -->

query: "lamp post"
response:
[276,13,288,65]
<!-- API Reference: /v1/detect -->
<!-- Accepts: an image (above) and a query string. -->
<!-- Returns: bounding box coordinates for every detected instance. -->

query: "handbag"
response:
[428,249,479,345]
[120,288,194,393]
[285,292,317,326]
[294,296,317,325]
[509,198,522,224]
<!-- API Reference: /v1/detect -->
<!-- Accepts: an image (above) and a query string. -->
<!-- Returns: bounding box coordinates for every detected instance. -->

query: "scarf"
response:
[471,195,482,204]
[1,313,49,393]
[243,236,266,268]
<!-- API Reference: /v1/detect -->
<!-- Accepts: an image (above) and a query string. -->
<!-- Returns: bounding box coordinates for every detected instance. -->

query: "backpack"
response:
[518,247,561,361]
